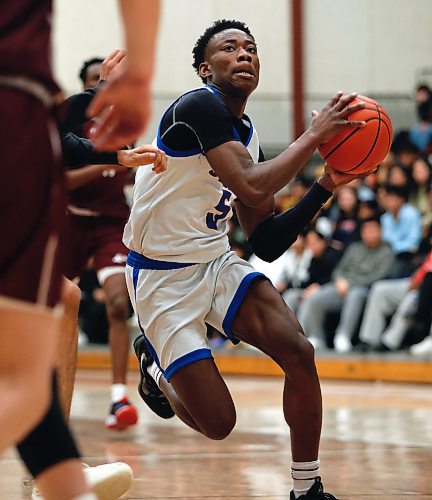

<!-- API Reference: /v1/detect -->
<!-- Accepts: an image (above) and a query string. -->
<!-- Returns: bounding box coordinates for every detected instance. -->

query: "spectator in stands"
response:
[357,249,432,352]
[409,271,432,356]
[386,164,415,192]
[409,84,432,155]
[391,132,420,169]
[410,157,432,228]
[282,226,342,314]
[297,217,394,352]
[324,185,360,248]
[380,184,421,277]
[249,232,311,293]
[277,175,313,212]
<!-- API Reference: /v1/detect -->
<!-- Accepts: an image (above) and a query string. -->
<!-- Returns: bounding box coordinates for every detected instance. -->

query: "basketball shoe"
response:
[133,334,174,419]
[290,477,337,499]
[30,462,133,499]
[105,398,138,431]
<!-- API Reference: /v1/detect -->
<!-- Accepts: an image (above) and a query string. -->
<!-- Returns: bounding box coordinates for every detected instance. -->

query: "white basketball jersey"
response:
[123,87,260,263]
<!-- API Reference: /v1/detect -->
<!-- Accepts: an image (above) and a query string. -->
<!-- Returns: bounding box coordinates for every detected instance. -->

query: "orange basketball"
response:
[318,95,393,175]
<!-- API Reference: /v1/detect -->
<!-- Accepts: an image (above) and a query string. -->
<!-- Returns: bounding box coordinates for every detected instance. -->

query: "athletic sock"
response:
[147,361,163,388]
[111,383,127,403]
[291,459,320,498]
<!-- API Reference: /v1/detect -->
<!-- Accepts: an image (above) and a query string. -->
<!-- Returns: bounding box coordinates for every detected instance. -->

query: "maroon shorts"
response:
[64,215,129,284]
[0,87,65,307]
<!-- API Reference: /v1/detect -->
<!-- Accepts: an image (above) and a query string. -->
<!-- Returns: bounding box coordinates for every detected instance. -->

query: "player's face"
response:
[202,29,260,97]
[84,63,102,90]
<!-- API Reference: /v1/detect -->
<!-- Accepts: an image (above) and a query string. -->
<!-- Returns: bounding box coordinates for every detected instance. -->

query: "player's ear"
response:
[199,62,212,82]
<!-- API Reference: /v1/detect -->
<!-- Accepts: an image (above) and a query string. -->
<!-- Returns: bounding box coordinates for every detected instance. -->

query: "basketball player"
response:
[0,1,159,498]
[127,20,365,500]
[63,54,167,430]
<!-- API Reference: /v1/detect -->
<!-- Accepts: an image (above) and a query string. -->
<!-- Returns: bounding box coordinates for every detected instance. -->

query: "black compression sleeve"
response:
[62,133,118,167]
[16,371,80,478]
[58,82,104,133]
[248,182,333,262]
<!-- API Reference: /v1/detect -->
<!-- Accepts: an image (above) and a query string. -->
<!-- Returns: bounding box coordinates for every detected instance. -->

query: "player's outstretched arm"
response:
[87,0,160,151]
[206,92,365,207]
[235,166,359,263]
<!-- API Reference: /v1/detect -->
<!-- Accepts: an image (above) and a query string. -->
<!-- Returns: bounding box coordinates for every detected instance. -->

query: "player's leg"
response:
[0,87,93,498]
[93,226,138,430]
[126,255,238,439]
[0,300,60,453]
[56,278,81,418]
[231,278,336,498]
[100,268,138,430]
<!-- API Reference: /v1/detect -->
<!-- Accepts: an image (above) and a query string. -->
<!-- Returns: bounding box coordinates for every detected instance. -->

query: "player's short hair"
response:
[79,57,104,84]
[192,20,254,83]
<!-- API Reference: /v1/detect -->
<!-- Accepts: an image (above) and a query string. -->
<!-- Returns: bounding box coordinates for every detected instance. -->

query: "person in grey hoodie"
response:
[297,216,395,351]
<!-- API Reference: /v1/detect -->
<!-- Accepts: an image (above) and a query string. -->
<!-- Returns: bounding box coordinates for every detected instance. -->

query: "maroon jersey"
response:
[0,0,59,93]
[67,120,130,220]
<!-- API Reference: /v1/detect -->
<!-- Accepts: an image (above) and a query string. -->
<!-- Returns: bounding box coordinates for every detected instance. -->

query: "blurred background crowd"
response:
[77,83,432,358]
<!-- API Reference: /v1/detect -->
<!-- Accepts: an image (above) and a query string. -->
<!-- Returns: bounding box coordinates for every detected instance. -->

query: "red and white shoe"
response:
[105,398,138,431]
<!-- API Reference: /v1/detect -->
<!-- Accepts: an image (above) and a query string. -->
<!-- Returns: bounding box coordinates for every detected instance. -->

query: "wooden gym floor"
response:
[1,369,431,499]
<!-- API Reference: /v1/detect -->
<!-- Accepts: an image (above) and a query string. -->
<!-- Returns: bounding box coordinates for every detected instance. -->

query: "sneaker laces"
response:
[301,477,338,499]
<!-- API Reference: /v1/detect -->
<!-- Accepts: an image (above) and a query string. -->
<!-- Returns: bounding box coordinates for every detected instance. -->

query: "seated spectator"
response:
[325,185,360,248]
[391,132,420,169]
[380,184,422,277]
[357,249,432,352]
[409,84,432,155]
[405,270,432,356]
[297,217,394,351]
[277,175,312,212]
[409,271,432,356]
[282,226,342,313]
[249,232,311,293]
[410,157,431,228]
[386,164,415,192]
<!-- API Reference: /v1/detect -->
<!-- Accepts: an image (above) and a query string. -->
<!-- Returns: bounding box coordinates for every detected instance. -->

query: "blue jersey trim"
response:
[127,251,196,270]
[132,267,163,371]
[164,348,214,381]
[222,272,266,344]
[156,87,208,158]
[156,130,202,157]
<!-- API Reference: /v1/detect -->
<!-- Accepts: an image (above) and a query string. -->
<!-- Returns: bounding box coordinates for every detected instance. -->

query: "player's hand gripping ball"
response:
[318,95,393,175]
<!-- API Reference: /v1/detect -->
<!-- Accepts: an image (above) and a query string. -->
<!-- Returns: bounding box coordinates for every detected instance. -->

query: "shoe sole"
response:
[106,405,138,431]
[133,336,175,419]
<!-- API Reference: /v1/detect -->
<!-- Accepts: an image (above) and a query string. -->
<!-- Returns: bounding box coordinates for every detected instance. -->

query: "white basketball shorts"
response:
[125,250,266,380]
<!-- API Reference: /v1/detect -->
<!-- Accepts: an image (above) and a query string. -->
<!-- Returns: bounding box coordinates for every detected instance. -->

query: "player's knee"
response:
[201,410,236,440]
[277,326,315,373]
[106,293,129,322]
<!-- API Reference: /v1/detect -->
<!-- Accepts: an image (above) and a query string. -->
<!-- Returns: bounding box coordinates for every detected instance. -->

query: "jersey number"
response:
[206,190,232,230]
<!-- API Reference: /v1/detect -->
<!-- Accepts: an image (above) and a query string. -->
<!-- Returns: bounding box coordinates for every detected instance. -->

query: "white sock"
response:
[111,383,127,403]
[147,360,163,388]
[291,459,320,498]
[72,494,97,500]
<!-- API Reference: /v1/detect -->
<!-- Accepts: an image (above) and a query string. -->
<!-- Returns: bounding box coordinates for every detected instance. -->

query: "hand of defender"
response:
[310,92,366,144]
[87,64,152,151]
[99,49,127,82]
[117,145,167,173]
